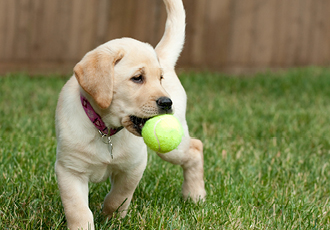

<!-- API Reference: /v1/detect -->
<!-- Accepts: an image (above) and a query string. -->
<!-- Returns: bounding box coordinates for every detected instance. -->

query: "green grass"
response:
[1,68,330,229]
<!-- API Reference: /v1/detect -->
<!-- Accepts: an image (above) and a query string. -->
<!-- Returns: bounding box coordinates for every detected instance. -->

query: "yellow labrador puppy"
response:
[55,0,206,229]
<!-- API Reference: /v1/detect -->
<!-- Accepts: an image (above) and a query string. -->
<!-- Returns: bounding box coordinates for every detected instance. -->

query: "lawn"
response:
[1,68,330,229]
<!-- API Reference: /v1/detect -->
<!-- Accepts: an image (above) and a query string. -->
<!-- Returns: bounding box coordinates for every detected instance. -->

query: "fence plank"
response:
[190,0,207,66]
[0,0,6,59]
[179,0,195,66]
[204,0,231,68]
[298,0,314,65]
[3,0,17,60]
[249,0,277,67]
[228,0,255,68]
[80,0,98,54]
[56,0,73,60]
[43,0,60,59]
[95,0,112,46]
[310,0,330,65]
[152,0,166,48]
[107,0,136,40]
[130,0,152,44]
[271,0,288,66]
[285,0,302,66]
[322,0,330,65]
[14,0,30,59]
[68,0,84,59]
[29,0,45,60]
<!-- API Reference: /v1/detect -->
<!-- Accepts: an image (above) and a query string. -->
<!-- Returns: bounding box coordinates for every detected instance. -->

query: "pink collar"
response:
[80,94,121,136]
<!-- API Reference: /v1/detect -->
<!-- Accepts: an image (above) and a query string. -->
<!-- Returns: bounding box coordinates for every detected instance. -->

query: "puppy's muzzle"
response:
[157,97,173,114]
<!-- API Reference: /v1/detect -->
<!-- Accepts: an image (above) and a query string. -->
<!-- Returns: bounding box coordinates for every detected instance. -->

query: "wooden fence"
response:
[0,0,330,74]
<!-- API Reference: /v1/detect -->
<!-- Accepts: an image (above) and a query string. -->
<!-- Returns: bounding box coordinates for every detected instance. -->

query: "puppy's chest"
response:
[87,143,128,183]
[94,140,114,164]
[88,164,112,183]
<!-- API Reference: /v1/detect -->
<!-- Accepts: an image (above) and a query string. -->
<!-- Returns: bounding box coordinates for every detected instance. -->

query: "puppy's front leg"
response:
[102,166,145,219]
[55,162,94,230]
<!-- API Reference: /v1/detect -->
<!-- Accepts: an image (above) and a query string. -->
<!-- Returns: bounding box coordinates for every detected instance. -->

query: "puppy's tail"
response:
[155,0,186,69]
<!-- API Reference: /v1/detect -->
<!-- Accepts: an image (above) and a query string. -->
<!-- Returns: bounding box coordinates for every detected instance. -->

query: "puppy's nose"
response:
[156,97,172,112]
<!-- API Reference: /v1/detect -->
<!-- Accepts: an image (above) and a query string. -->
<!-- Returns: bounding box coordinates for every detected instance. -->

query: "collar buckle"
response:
[99,130,113,159]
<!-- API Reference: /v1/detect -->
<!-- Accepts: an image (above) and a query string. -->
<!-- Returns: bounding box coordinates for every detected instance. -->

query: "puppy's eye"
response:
[131,75,144,84]
[160,75,164,81]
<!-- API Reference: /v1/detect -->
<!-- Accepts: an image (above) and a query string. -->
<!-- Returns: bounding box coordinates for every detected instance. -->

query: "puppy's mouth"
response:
[130,115,151,135]
[122,115,152,136]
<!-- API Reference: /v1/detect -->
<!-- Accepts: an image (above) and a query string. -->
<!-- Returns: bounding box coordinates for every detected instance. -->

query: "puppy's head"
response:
[74,38,172,136]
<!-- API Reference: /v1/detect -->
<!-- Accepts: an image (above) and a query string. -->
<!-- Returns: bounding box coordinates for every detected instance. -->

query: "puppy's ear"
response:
[74,49,124,109]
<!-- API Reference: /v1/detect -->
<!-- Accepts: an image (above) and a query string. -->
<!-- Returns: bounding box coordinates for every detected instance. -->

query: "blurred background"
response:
[0,0,329,75]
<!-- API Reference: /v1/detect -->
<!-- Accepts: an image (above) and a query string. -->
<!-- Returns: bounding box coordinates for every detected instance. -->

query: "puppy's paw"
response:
[182,167,206,202]
[182,183,206,202]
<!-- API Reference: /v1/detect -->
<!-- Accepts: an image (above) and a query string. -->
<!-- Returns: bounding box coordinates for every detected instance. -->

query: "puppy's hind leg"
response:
[157,136,206,202]
[182,138,206,201]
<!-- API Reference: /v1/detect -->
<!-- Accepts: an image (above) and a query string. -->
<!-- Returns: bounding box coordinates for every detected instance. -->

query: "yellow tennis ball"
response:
[142,114,184,153]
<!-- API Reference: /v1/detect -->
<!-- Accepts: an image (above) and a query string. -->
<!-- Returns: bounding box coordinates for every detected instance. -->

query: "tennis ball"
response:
[142,114,184,153]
